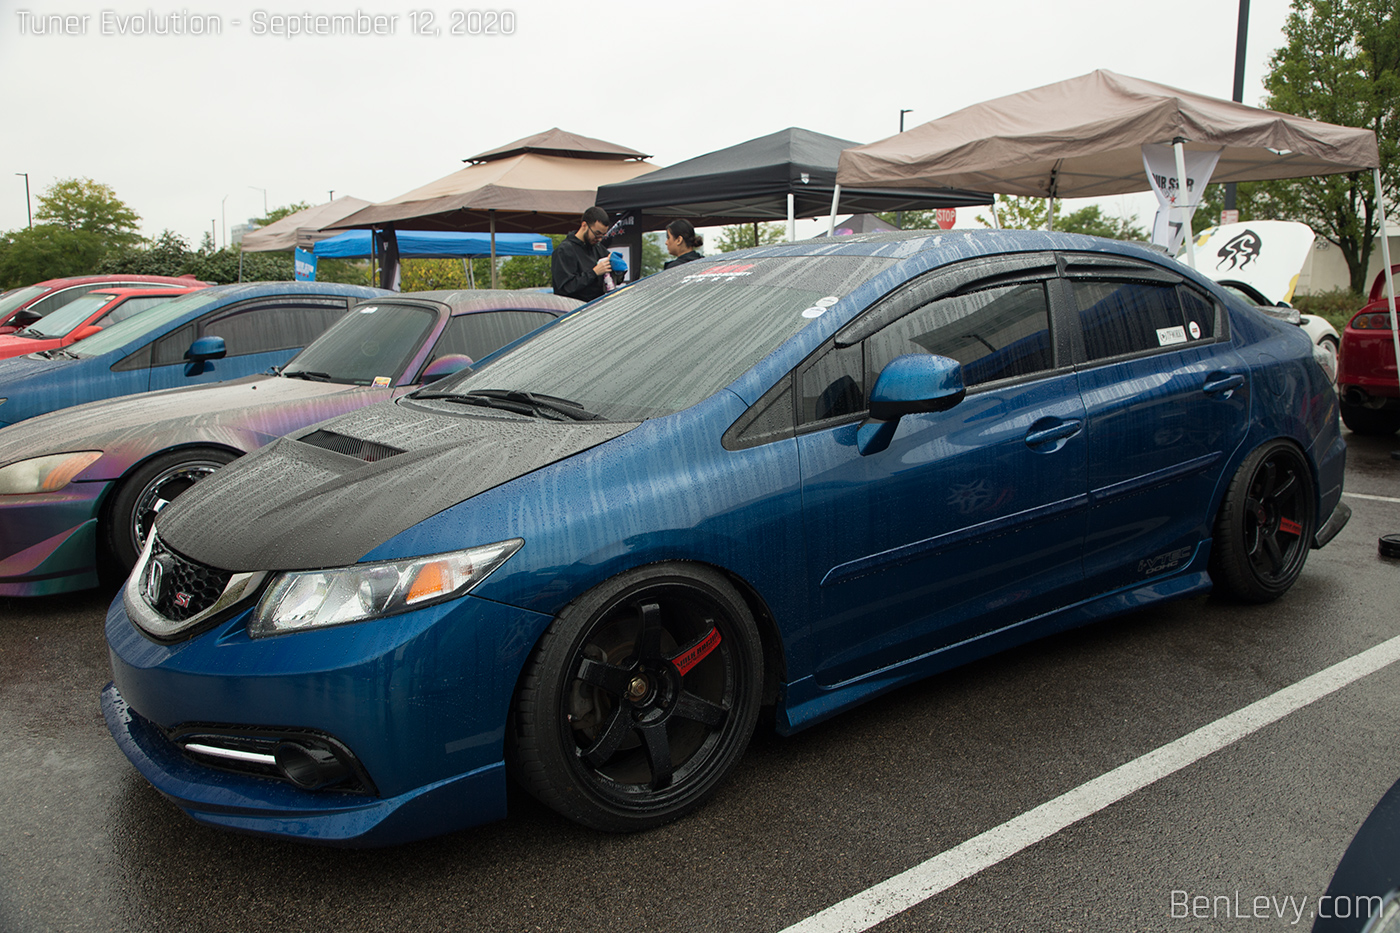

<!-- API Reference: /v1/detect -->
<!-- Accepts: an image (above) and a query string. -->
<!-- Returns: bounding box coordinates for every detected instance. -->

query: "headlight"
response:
[249,539,523,637]
[0,451,103,495]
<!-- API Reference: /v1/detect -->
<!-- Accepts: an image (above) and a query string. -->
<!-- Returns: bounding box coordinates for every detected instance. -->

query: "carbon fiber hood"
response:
[157,400,637,572]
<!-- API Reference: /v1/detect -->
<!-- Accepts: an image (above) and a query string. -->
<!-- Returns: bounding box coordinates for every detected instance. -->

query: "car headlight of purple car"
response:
[249,539,523,637]
[0,450,102,495]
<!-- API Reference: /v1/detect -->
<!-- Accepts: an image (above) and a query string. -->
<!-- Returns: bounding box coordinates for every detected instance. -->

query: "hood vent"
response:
[299,429,405,463]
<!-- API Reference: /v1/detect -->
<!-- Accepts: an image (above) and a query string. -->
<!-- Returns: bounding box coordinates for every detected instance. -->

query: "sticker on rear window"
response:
[359,306,378,314]
[1188,321,1202,339]
[372,376,391,387]
[816,296,840,308]
[1156,326,1188,347]
[801,307,826,318]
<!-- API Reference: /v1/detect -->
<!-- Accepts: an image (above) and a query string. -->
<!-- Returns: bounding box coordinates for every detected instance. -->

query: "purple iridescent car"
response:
[0,289,578,595]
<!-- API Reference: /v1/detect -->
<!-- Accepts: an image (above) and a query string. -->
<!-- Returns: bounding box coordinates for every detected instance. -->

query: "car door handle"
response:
[1025,419,1084,448]
[1203,374,1245,395]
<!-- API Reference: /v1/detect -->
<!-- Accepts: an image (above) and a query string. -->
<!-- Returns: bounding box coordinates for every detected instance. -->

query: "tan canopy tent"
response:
[836,68,1396,394]
[238,196,374,252]
[330,129,658,286]
[836,70,1379,198]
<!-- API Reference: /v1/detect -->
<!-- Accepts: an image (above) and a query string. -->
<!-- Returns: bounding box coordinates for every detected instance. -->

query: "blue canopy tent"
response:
[312,229,551,259]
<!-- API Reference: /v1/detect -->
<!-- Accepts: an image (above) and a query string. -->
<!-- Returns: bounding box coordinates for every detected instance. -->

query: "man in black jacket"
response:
[552,207,613,301]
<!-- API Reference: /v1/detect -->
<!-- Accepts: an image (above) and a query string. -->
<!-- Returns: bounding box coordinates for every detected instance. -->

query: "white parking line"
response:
[1344,491,1400,504]
[779,634,1400,933]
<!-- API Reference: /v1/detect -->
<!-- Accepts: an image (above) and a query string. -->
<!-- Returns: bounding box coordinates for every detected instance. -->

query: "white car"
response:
[1187,220,1339,378]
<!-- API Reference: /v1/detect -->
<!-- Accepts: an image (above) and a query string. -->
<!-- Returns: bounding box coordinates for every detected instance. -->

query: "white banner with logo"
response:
[1142,144,1221,255]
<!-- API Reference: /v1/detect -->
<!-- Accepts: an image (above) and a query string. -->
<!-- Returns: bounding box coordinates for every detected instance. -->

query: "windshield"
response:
[283,302,436,384]
[422,255,894,420]
[71,290,226,357]
[18,292,115,338]
[0,285,49,319]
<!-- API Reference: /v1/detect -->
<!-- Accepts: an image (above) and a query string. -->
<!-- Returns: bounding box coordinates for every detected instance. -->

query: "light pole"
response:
[221,194,230,249]
[15,173,31,229]
[329,190,335,202]
[1225,0,1250,214]
[249,186,267,217]
[211,220,217,249]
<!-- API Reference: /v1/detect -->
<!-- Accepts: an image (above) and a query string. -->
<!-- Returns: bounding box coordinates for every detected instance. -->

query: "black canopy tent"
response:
[595,127,993,240]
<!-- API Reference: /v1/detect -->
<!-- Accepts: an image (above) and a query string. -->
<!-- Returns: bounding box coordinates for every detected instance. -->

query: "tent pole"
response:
[1376,168,1399,393]
[238,249,244,283]
[1048,197,1055,232]
[827,184,841,236]
[787,193,795,242]
[1174,139,1198,269]
[490,211,498,289]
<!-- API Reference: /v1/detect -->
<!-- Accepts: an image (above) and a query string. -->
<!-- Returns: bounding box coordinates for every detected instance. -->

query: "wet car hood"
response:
[0,375,392,472]
[157,399,637,572]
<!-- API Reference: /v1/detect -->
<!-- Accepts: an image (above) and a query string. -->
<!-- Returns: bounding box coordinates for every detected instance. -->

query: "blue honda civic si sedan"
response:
[102,231,1350,846]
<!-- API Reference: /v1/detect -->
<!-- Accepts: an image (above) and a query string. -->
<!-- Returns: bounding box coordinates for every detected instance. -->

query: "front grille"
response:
[299,429,405,462]
[144,537,232,621]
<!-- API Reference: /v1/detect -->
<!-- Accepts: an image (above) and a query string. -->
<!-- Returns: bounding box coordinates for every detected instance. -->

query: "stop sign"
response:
[936,208,956,230]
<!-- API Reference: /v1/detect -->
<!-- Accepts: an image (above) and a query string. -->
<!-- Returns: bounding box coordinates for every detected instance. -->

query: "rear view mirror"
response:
[857,354,966,456]
[10,309,41,328]
[420,354,474,382]
[185,335,227,376]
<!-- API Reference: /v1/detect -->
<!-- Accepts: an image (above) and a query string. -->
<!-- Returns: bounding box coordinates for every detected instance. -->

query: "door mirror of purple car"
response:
[420,354,474,382]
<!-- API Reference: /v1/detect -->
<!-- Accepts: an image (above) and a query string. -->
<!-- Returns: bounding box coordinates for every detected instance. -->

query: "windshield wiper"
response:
[16,328,49,339]
[412,389,605,421]
[38,347,77,360]
[281,370,332,382]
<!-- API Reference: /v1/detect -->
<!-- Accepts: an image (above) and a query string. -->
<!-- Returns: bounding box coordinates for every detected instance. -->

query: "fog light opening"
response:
[274,742,351,789]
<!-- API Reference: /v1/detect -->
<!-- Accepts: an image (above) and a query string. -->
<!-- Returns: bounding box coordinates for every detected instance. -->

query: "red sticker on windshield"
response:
[702,264,754,275]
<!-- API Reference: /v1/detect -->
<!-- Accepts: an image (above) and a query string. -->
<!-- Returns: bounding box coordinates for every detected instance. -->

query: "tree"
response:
[0,225,108,287]
[1259,0,1399,294]
[252,202,312,228]
[714,222,785,252]
[975,195,1055,231]
[970,196,1146,240]
[99,230,194,277]
[641,234,666,276]
[33,177,142,248]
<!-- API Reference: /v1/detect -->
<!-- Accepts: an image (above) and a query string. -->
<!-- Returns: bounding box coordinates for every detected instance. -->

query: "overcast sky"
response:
[0,0,1292,245]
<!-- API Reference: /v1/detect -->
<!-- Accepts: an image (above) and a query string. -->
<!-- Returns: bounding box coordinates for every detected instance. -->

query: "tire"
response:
[509,563,763,832]
[1209,441,1316,603]
[106,448,239,571]
[1319,334,1340,355]
[1339,400,1400,436]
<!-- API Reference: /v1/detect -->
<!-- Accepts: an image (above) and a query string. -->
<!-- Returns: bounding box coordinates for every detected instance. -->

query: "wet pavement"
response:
[1,433,1397,933]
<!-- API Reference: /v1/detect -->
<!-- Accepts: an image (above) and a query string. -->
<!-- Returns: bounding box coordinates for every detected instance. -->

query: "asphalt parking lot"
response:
[1,432,1397,933]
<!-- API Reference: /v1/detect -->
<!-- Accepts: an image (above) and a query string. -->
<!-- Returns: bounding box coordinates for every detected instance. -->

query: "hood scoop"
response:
[157,402,637,572]
[299,429,405,463]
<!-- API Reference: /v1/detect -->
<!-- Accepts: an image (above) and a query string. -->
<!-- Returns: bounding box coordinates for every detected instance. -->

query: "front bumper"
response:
[104,583,554,845]
[0,480,110,596]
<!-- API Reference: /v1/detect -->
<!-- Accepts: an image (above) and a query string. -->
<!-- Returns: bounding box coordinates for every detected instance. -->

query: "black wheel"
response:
[1339,400,1400,436]
[1209,441,1316,603]
[106,448,239,570]
[509,564,763,832]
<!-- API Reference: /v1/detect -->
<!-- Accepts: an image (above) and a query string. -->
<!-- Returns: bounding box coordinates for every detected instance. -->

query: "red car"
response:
[1337,263,1400,435]
[0,286,207,360]
[0,274,205,335]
